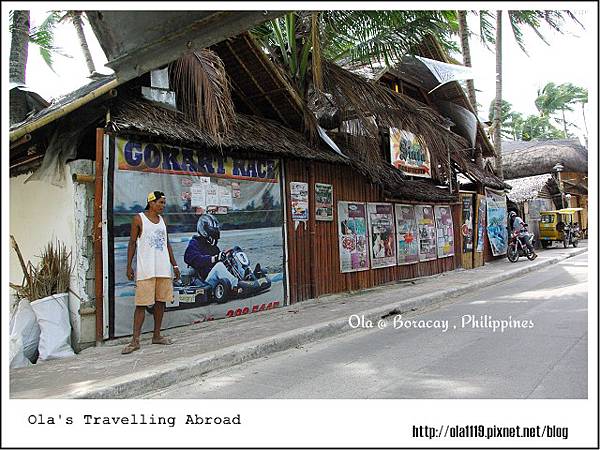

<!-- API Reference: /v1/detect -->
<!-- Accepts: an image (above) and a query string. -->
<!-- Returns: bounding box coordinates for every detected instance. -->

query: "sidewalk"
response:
[10,243,588,399]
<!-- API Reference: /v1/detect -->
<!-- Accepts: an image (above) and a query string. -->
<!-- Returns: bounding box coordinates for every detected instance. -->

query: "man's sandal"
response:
[152,336,173,345]
[121,342,140,354]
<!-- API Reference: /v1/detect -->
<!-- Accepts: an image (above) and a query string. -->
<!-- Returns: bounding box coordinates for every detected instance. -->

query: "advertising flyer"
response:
[394,204,419,265]
[415,205,437,261]
[315,183,334,221]
[485,189,508,256]
[337,201,369,273]
[461,195,474,253]
[434,205,455,258]
[290,181,309,221]
[112,137,286,337]
[367,203,397,268]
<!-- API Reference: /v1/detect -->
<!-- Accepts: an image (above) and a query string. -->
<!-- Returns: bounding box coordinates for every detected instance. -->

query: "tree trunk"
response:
[581,104,588,147]
[561,107,568,138]
[9,10,30,125]
[71,11,96,75]
[493,11,504,179]
[458,11,477,113]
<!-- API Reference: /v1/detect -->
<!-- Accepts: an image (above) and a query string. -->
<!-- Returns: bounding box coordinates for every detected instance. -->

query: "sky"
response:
[9,3,599,145]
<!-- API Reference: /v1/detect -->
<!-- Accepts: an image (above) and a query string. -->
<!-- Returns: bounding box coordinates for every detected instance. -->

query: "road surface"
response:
[145,253,588,399]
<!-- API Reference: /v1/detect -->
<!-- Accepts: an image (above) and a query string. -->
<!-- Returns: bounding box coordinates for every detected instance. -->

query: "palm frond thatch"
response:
[170,49,235,141]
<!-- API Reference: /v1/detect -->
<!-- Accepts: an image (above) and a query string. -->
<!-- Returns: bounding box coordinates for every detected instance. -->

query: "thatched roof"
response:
[211,33,317,139]
[502,139,588,179]
[110,97,344,163]
[506,173,559,203]
[346,35,495,159]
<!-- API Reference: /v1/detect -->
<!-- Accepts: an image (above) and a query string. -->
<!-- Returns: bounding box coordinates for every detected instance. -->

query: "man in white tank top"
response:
[122,191,181,354]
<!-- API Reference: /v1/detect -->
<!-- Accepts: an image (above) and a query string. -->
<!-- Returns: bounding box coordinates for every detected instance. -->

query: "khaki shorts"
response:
[134,277,174,306]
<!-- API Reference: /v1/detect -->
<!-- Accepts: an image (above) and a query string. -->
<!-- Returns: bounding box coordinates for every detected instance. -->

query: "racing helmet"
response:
[196,214,221,244]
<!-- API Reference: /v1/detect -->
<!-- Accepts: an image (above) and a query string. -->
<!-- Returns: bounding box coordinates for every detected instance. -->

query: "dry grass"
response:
[10,237,72,302]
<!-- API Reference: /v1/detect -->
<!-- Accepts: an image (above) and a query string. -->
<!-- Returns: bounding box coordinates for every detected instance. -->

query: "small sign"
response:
[290,182,309,221]
[315,183,334,221]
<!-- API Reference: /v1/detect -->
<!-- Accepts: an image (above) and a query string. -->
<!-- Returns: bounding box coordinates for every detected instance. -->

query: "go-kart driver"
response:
[184,214,254,293]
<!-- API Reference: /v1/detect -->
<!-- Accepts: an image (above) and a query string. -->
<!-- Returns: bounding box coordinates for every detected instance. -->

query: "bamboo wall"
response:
[284,159,460,304]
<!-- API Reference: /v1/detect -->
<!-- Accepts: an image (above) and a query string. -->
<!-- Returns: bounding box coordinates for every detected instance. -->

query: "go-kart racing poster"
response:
[366,202,396,268]
[109,137,286,337]
[337,201,369,273]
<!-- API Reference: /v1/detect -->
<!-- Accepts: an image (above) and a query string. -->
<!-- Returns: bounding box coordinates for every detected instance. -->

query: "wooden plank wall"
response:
[285,159,459,304]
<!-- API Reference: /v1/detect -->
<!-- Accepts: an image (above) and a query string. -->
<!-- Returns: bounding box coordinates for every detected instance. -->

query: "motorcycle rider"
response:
[184,214,254,292]
[509,211,537,259]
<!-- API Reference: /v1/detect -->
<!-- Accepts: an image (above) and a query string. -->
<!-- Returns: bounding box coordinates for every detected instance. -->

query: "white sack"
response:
[10,299,40,362]
[31,293,75,360]
[10,334,33,369]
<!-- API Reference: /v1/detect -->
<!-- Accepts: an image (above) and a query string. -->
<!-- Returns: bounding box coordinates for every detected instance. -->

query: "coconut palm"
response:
[535,82,588,138]
[251,11,459,98]
[57,11,96,75]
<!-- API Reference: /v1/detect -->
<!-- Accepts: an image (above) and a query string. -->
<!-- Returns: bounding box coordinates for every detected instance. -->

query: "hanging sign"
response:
[485,188,508,256]
[315,183,334,221]
[415,205,437,261]
[394,204,419,265]
[389,128,432,178]
[367,203,397,268]
[434,205,455,258]
[337,201,369,273]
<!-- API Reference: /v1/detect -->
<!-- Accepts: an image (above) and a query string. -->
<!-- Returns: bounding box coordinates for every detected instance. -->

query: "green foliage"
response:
[251,11,460,96]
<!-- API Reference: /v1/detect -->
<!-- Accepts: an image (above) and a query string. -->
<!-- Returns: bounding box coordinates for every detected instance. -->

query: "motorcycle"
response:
[562,222,580,248]
[507,229,537,263]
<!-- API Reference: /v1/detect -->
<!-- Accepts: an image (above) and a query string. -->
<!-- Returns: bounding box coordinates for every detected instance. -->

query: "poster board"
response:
[476,194,486,254]
[337,201,369,273]
[315,183,334,221]
[111,137,286,337]
[415,205,437,261]
[394,204,419,265]
[460,194,475,270]
[389,128,432,178]
[366,203,397,268]
[485,188,508,256]
[434,205,455,258]
[290,182,309,222]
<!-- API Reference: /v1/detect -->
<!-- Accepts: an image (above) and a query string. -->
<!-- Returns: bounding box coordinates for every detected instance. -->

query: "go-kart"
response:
[146,246,271,313]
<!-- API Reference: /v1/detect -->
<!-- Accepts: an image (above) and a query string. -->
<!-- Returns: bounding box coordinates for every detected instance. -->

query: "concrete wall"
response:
[10,160,96,351]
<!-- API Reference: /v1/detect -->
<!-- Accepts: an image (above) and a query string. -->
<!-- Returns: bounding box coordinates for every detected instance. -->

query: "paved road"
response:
[145,253,588,399]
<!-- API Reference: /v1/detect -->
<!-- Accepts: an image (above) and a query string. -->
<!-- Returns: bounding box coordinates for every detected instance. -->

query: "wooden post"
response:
[94,128,104,343]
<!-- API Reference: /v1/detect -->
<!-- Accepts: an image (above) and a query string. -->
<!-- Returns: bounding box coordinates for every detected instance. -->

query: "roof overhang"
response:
[87,10,285,83]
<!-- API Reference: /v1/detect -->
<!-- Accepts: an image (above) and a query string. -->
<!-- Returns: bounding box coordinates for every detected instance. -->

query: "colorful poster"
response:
[476,195,486,253]
[112,137,285,338]
[290,182,309,221]
[315,183,334,221]
[367,203,396,268]
[394,204,419,265]
[415,205,437,261]
[389,128,432,178]
[461,195,474,253]
[337,201,369,273]
[434,205,455,258]
[485,188,508,256]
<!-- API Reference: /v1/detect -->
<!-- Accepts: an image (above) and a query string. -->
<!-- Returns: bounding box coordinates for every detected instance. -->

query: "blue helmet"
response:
[196,214,221,244]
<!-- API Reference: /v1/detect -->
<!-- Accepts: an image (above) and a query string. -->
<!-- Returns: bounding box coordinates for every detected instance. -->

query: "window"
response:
[541,215,555,223]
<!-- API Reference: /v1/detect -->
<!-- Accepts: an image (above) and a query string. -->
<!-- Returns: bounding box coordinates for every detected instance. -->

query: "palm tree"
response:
[457,11,477,113]
[535,82,588,138]
[58,11,96,75]
[251,11,459,98]
[493,10,504,178]
[9,10,30,124]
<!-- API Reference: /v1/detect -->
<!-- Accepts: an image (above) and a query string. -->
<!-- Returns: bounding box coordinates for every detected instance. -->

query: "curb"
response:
[57,248,588,399]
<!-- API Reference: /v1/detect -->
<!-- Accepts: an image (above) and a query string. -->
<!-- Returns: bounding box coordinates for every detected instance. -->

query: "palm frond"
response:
[170,49,235,142]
